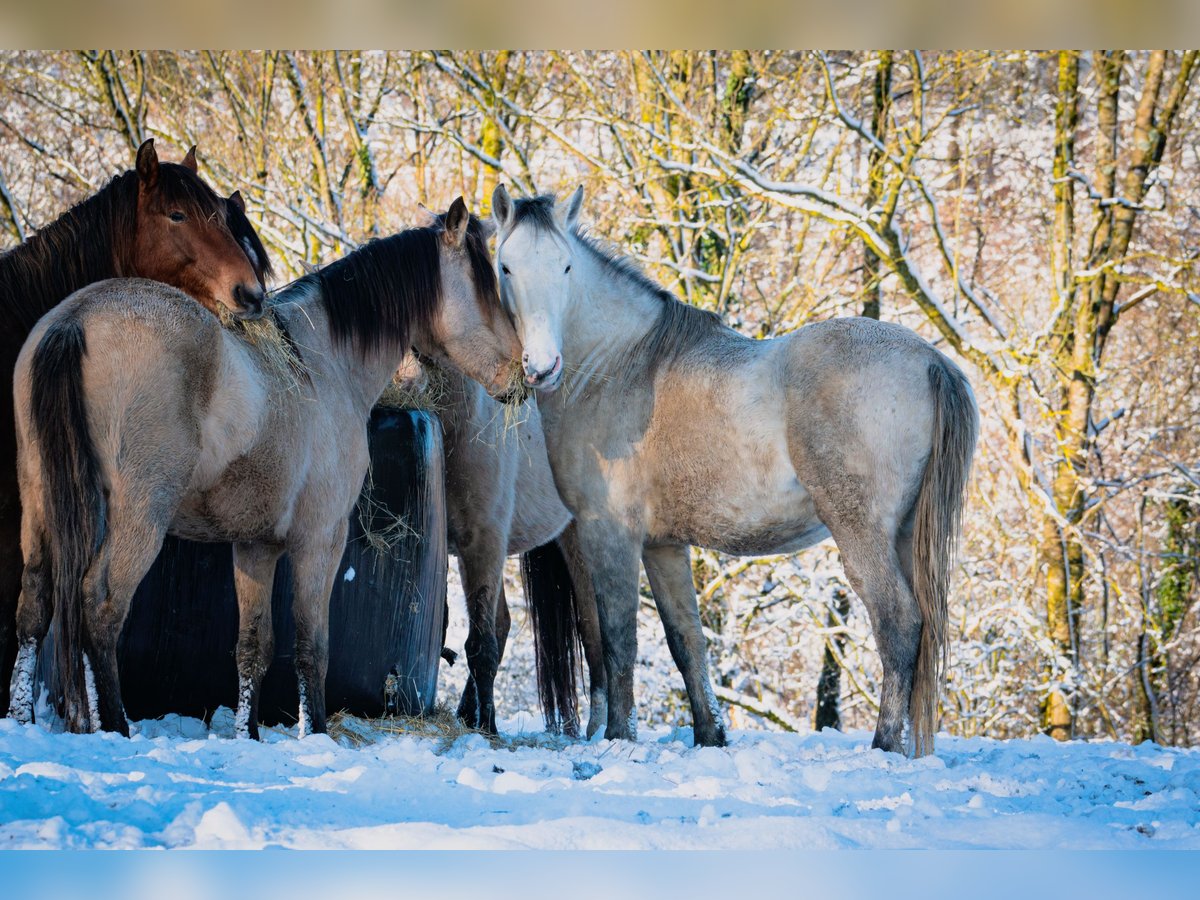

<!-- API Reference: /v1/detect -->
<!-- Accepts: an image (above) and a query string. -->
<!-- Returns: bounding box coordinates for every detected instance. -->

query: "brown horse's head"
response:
[129,139,265,319]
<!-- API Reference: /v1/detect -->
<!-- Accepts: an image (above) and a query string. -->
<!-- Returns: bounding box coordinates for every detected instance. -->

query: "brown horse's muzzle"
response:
[231,283,266,320]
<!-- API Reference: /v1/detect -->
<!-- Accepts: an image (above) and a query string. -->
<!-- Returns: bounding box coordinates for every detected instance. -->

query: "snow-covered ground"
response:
[3,563,1200,850]
[2,710,1199,849]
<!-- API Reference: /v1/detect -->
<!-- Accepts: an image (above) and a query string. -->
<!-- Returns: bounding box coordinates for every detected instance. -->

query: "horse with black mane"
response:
[8,198,523,738]
[0,139,267,713]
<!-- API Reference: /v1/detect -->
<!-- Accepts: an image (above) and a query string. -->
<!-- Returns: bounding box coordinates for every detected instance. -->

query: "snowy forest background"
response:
[1,50,1197,748]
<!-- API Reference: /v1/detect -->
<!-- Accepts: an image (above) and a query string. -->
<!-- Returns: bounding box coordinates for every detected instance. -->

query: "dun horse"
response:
[492,185,978,757]
[8,199,522,737]
[396,354,604,737]
[0,140,267,713]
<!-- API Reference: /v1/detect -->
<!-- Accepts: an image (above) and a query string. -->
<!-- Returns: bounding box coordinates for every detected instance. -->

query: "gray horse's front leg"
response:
[574,518,642,742]
[557,525,607,739]
[642,543,727,747]
[231,542,283,740]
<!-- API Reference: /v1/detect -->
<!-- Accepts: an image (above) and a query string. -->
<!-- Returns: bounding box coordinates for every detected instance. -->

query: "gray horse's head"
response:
[491,184,585,393]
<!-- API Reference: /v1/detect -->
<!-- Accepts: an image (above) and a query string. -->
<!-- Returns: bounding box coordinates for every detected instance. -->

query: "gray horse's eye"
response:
[564,264,571,274]
[501,264,511,275]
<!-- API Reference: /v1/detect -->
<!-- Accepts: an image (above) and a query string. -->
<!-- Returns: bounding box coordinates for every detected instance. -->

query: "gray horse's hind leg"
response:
[290,519,348,738]
[642,544,727,747]
[834,530,922,755]
[232,542,283,740]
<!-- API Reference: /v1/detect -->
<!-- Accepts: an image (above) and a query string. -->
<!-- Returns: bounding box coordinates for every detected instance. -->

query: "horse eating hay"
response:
[8,198,523,738]
[491,185,978,757]
[0,140,267,714]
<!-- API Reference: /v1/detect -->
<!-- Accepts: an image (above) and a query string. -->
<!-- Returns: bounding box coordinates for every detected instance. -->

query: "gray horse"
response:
[8,199,522,738]
[490,185,978,757]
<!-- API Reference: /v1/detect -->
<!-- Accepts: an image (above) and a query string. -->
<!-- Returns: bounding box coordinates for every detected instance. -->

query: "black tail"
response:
[30,319,105,733]
[522,539,581,736]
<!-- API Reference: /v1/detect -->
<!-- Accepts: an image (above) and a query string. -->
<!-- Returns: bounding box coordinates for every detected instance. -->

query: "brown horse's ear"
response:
[444,196,470,248]
[136,138,159,188]
[228,190,246,213]
[182,146,198,173]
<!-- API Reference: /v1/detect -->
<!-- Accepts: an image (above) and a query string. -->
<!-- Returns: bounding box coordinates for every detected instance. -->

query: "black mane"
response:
[226,199,274,288]
[0,162,229,339]
[512,195,731,374]
[305,214,498,358]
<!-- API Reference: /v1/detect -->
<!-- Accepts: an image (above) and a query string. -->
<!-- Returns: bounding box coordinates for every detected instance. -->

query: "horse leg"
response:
[289,520,348,737]
[833,526,922,755]
[0,505,24,716]
[455,537,505,733]
[574,518,642,742]
[8,529,50,725]
[641,544,727,747]
[557,524,607,739]
[80,515,173,736]
[232,542,282,740]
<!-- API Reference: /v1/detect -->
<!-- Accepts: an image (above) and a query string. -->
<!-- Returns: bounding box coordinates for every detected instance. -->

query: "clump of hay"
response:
[327,704,480,752]
[376,353,453,413]
[219,302,309,392]
[355,459,419,559]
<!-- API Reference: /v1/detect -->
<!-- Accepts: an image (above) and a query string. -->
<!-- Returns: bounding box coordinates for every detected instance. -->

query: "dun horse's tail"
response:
[30,319,105,734]
[909,356,978,756]
[522,539,582,736]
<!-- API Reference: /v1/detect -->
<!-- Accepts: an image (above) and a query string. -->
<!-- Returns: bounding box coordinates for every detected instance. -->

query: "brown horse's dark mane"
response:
[301,214,499,359]
[0,163,229,338]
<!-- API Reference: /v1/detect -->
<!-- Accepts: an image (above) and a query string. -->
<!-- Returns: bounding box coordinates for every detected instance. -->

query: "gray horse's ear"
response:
[182,146,198,173]
[558,185,584,231]
[477,216,497,239]
[136,138,159,188]
[298,258,319,275]
[492,184,514,231]
[444,196,470,248]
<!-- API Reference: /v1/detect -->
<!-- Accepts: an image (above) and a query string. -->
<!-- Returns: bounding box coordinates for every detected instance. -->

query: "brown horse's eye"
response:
[168,211,187,223]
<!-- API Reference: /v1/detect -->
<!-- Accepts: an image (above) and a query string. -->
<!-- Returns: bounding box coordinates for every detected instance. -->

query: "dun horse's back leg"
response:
[8,532,50,725]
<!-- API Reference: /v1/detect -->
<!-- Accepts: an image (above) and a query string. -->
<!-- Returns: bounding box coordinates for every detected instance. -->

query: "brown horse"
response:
[0,140,267,713]
[8,199,522,738]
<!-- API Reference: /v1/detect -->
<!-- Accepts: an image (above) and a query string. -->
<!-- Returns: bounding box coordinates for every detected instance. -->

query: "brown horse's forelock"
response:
[0,162,228,337]
[225,197,275,288]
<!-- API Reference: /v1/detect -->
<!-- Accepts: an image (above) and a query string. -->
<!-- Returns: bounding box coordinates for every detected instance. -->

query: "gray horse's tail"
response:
[909,357,978,756]
[30,318,105,734]
[522,539,582,736]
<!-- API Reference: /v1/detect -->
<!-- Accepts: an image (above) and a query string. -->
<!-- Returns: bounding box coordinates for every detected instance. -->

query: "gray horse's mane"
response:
[512,196,733,375]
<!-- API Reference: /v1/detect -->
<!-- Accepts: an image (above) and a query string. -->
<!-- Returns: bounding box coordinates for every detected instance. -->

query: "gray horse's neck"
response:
[557,239,663,393]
